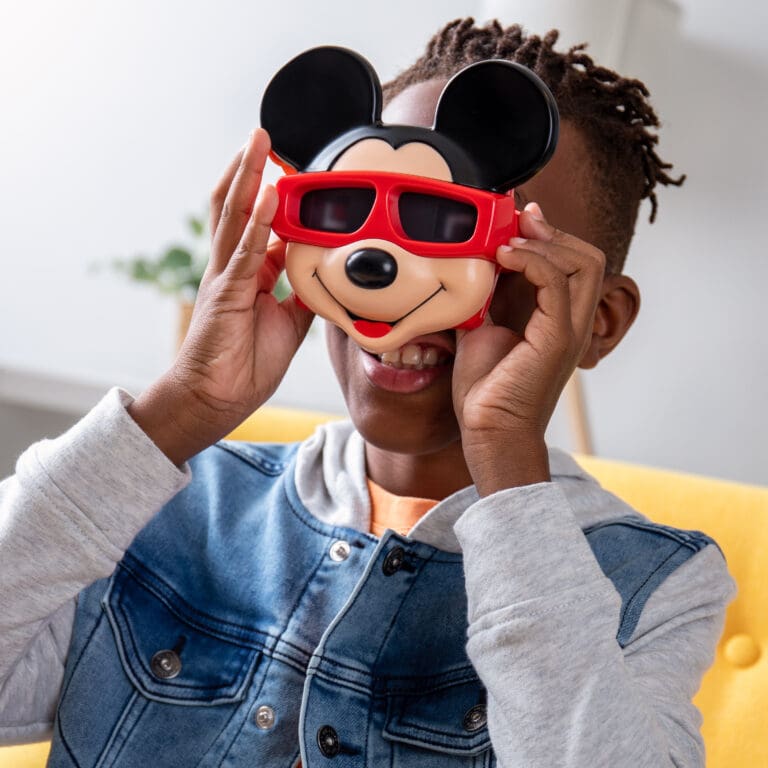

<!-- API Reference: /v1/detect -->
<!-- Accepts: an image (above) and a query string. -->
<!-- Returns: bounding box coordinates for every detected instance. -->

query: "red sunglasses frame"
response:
[271,170,519,259]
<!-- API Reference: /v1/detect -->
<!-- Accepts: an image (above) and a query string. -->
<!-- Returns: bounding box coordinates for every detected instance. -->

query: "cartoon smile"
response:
[312,270,446,338]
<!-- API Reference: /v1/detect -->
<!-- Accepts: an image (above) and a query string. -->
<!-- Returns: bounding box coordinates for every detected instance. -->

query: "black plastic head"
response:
[260,46,559,192]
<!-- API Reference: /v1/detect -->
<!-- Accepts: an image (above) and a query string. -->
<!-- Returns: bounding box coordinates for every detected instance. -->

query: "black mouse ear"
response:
[434,60,559,191]
[260,46,382,172]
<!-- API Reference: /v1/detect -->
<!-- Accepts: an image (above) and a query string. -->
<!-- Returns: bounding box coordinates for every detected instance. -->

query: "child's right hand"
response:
[127,129,313,466]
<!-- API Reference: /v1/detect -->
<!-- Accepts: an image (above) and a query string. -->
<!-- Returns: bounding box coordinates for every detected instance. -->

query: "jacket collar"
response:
[294,420,636,554]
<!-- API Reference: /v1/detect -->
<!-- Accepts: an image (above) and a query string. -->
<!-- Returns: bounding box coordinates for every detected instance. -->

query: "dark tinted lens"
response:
[398,193,477,243]
[299,187,375,233]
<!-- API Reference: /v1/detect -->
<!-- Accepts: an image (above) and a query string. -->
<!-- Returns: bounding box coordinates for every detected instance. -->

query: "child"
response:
[0,18,735,768]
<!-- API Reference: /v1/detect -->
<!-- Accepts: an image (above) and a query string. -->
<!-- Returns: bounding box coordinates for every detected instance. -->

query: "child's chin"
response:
[349,393,462,457]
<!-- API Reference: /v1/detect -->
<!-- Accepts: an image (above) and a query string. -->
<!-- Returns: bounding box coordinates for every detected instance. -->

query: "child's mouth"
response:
[360,334,455,394]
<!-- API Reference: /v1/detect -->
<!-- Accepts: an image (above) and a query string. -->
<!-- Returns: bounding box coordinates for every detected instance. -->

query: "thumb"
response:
[455,310,494,348]
[280,292,315,342]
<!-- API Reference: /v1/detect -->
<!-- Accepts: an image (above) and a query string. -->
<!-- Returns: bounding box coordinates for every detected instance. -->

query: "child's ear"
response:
[260,46,382,172]
[579,275,641,369]
[434,60,559,191]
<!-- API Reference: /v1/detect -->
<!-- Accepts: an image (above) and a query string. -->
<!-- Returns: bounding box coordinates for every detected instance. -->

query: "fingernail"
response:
[499,244,513,253]
[526,202,545,221]
[512,237,528,247]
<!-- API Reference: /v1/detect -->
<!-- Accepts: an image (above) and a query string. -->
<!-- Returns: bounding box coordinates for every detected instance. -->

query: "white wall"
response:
[0,0,478,402]
[486,0,768,484]
[593,1,768,485]
[1,1,766,484]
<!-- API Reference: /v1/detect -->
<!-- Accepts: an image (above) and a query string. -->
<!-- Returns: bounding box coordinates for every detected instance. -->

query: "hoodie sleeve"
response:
[0,387,191,745]
[454,482,736,768]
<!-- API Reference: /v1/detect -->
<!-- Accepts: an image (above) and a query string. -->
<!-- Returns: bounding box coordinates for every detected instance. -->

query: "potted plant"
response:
[106,210,290,349]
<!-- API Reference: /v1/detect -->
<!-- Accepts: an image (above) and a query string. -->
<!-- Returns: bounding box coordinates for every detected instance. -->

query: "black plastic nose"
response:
[345,248,398,289]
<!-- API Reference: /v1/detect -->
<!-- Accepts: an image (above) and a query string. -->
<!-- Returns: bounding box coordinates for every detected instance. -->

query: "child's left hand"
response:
[452,202,606,496]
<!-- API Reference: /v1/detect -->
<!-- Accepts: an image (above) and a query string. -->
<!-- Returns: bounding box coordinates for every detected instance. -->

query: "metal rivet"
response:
[255,705,276,730]
[463,704,487,732]
[329,540,351,562]
[317,724,340,757]
[150,649,182,679]
[382,546,405,576]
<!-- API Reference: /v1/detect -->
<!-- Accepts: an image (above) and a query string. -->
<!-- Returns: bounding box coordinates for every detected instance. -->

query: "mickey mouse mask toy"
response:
[261,47,559,354]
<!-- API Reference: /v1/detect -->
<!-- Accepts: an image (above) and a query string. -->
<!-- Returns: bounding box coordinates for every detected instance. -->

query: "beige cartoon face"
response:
[284,139,498,354]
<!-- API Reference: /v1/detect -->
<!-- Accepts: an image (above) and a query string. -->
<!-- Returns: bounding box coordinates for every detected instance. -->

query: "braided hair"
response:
[384,18,685,272]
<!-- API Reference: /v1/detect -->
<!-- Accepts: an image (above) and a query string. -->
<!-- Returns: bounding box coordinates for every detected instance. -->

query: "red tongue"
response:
[353,319,393,338]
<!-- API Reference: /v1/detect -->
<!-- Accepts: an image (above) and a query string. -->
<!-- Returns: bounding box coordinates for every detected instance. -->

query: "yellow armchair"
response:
[575,454,768,768]
[0,742,50,766]
[3,408,765,767]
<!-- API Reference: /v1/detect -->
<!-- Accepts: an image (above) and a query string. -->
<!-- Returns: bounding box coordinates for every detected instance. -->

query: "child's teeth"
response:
[380,350,401,365]
[422,347,438,366]
[378,345,447,369]
[401,344,422,366]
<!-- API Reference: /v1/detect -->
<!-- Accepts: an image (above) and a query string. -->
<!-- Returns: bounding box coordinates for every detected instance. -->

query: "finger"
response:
[455,307,494,346]
[509,207,605,339]
[209,143,246,238]
[259,238,289,296]
[279,291,315,342]
[503,236,590,276]
[518,204,606,273]
[496,244,572,341]
[500,239,602,345]
[226,184,280,286]
[211,128,271,273]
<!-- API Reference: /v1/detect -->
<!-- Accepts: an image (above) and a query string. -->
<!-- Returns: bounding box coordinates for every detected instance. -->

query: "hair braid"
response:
[383,19,685,271]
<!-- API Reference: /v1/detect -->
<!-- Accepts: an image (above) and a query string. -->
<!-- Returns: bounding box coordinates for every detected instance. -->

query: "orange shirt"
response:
[367,478,439,536]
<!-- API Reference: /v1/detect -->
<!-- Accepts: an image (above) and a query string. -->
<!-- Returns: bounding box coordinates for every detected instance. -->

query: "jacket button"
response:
[463,704,487,732]
[317,725,340,757]
[255,705,276,730]
[382,546,405,575]
[329,540,351,562]
[150,650,182,679]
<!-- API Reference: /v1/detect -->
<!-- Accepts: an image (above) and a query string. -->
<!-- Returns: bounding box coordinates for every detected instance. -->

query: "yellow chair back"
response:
[4,409,765,768]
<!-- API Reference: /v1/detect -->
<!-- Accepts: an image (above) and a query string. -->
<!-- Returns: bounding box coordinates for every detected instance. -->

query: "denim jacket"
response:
[0,389,735,767]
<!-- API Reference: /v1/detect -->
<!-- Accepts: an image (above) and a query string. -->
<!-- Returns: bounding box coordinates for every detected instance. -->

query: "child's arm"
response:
[451,206,735,765]
[454,476,734,766]
[126,128,312,466]
[0,388,191,744]
[0,128,311,744]
[452,202,610,494]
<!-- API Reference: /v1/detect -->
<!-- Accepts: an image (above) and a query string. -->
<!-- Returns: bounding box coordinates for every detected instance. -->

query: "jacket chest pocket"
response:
[383,676,495,767]
[55,565,262,768]
[105,565,261,705]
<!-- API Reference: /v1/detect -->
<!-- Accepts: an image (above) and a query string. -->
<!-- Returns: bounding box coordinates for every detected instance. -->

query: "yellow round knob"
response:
[723,634,761,668]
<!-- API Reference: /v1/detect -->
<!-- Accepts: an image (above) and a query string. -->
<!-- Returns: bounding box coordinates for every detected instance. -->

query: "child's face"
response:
[326,78,603,455]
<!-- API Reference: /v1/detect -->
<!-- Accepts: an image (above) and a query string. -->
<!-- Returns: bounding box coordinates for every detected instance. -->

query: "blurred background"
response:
[1,0,766,484]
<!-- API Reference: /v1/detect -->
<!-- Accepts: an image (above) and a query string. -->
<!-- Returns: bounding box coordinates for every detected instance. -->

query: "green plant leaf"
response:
[103,205,212,297]
[188,215,205,237]
[130,259,157,282]
[160,247,192,269]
